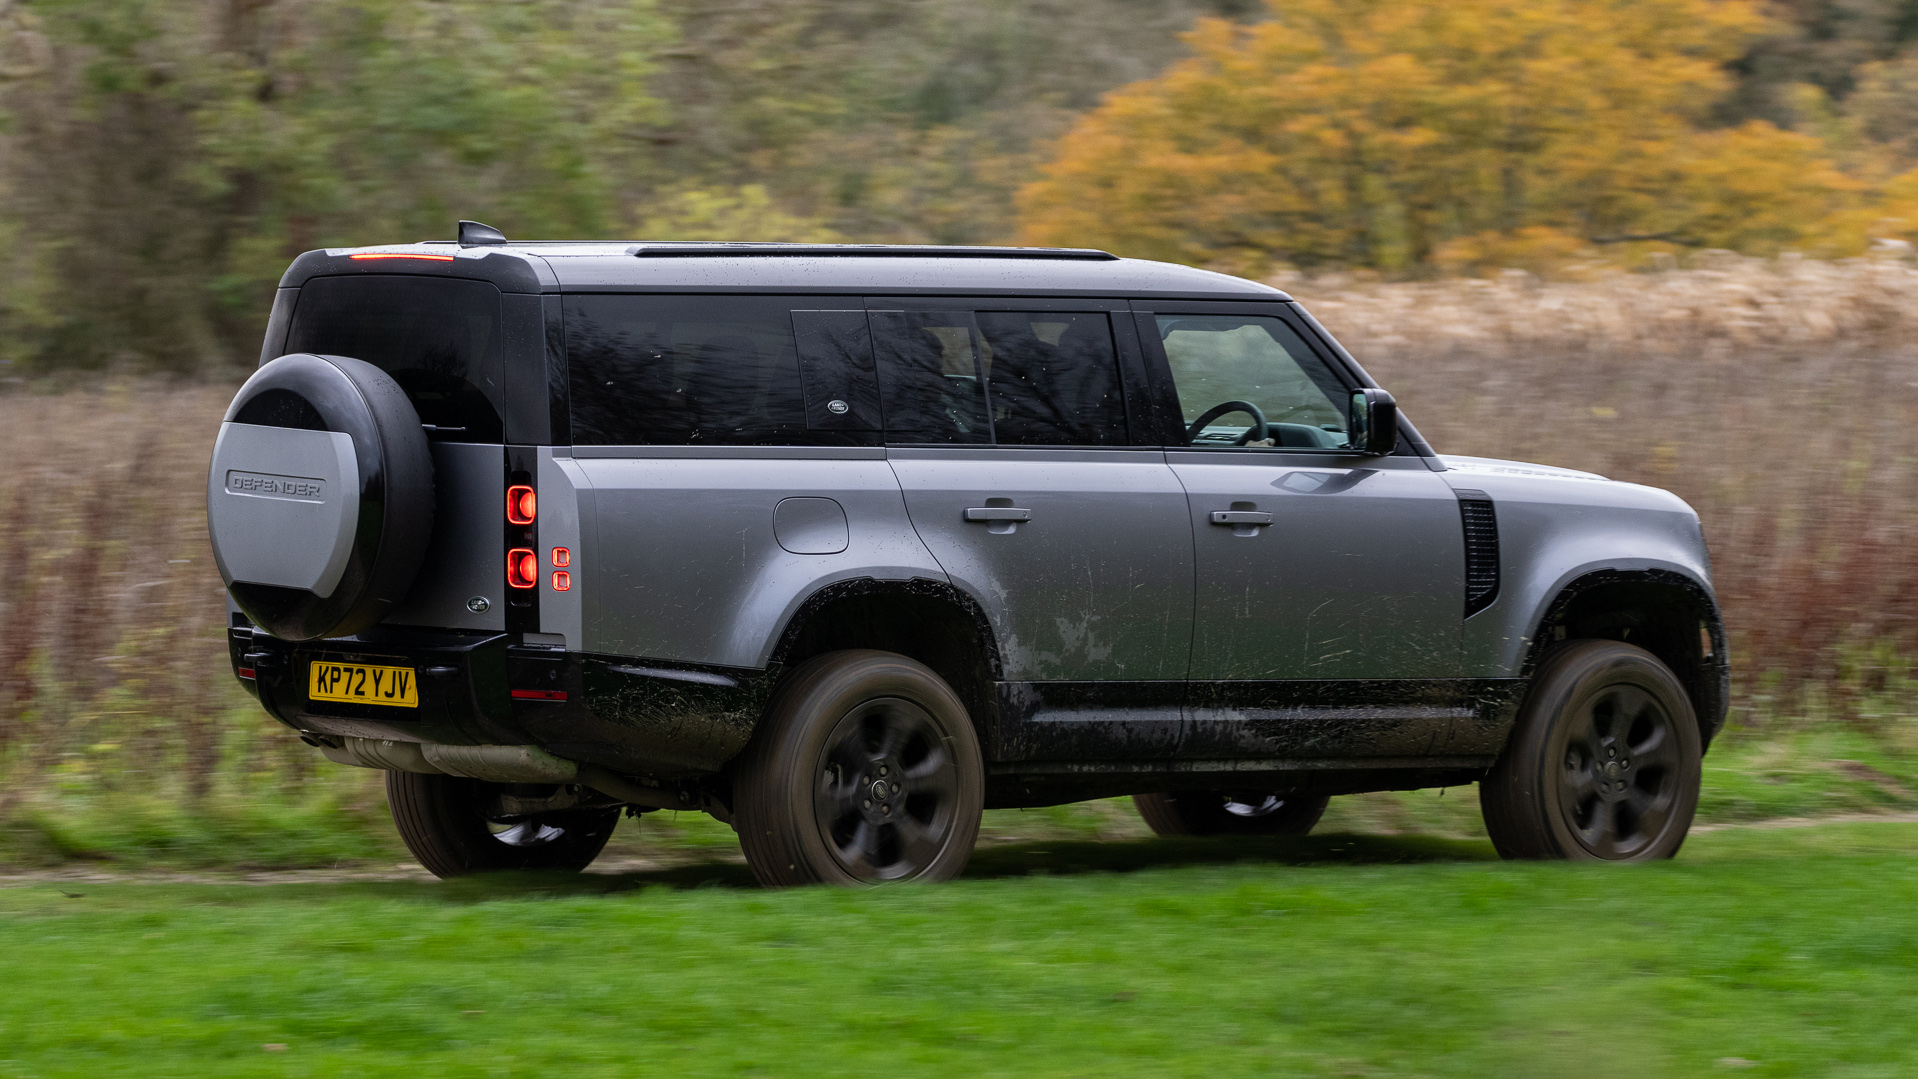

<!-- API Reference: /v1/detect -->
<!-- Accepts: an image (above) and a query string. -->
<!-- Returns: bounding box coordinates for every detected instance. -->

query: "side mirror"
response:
[1348,388,1398,456]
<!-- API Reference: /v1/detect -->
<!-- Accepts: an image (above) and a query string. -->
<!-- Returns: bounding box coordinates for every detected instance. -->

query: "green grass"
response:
[1700,724,1918,822]
[1,822,1915,1077]
[8,715,1915,872]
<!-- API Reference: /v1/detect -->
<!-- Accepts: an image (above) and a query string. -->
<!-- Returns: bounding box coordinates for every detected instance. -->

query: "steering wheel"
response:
[1185,400,1270,446]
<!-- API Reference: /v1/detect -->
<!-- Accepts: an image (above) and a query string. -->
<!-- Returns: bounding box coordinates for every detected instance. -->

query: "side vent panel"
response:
[1454,488,1500,618]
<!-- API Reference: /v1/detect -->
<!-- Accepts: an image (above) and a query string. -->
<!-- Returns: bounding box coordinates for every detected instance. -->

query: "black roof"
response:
[278,241,1292,301]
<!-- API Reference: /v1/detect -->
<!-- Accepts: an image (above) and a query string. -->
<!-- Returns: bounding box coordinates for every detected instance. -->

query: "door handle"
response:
[1209,510,1272,526]
[964,507,1032,522]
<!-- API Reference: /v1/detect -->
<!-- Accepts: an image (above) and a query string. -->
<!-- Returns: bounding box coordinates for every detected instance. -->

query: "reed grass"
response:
[0,253,1911,864]
[1290,252,1918,725]
[0,382,398,863]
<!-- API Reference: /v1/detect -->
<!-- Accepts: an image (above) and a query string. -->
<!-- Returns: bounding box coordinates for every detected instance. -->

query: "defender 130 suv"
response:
[207,221,1725,884]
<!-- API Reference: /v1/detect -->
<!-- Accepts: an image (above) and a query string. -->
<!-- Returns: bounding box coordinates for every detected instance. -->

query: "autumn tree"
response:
[1016,0,1867,273]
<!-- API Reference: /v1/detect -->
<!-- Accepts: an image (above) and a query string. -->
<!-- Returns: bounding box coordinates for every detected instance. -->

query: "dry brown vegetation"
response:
[0,383,327,843]
[0,254,1911,852]
[1296,253,1918,718]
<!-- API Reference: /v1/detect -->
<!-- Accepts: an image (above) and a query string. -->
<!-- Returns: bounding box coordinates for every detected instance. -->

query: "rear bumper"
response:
[241,625,523,746]
[233,624,771,775]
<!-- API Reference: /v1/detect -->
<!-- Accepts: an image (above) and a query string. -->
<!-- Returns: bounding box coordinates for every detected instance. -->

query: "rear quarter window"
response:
[283,275,505,442]
[566,295,867,447]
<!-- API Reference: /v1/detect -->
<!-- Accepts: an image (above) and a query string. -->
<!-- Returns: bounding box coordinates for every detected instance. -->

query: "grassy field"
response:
[0,821,1913,1077]
[9,703,1915,873]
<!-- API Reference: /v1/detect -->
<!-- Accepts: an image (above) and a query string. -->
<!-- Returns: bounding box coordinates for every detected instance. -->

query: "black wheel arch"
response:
[767,577,1003,754]
[1523,569,1729,748]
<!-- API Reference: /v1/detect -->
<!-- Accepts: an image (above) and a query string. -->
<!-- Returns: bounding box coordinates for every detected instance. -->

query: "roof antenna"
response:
[458,220,507,247]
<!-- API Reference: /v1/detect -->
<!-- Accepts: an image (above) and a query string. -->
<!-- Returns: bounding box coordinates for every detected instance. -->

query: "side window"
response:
[1156,315,1352,450]
[975,312,1126,446]
[792,310,883,433]
[868,308,1128,446]
[566,295,817,446]
[868,311,991,444]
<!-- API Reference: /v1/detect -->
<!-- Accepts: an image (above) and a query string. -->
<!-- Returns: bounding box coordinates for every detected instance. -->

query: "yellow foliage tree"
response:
[1016,0,1868,273]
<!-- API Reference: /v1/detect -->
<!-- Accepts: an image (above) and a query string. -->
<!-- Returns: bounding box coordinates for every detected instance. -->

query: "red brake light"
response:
[348,253,455,262]
[506,485,537,524]
[551,547,571,567]
[506,548,538,589]
[552,570,571,591]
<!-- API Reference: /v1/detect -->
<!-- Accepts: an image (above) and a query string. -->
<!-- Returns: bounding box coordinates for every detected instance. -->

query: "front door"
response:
[1139,303,1466,760]
[872,301,1192,760]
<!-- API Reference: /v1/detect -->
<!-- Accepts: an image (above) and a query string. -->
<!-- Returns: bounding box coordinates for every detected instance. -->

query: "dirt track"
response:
[4,813,1916,888]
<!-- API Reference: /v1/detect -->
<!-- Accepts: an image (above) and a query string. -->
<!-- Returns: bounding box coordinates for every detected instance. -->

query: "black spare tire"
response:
[208,353,434,641]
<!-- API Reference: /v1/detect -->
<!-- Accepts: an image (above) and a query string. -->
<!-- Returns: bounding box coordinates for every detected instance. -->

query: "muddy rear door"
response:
[875,299,1192,761]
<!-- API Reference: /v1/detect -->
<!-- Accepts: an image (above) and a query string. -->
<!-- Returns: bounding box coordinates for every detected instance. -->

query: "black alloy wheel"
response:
[734,650,984,887]
[816,697,966,880]
[1481,639,1702,861]
[386,771,619,878]
[1555,683,1687,857]
[1134,789,1330,836]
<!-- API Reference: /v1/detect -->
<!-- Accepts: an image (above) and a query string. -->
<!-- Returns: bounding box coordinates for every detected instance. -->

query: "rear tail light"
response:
[550,547,571,567]
[551,571,571,591]
[506,548,538,589]
[506,485,537,525]
[511,689,567,701]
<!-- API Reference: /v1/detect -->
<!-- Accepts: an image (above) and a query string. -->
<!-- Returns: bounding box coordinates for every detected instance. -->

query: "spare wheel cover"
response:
[208,353,434,641]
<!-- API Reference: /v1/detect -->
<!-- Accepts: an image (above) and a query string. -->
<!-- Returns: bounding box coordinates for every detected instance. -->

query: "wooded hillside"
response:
[5,0,1918,371]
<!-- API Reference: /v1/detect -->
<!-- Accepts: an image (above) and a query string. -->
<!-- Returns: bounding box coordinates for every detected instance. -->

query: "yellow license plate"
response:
[308,661,419,708]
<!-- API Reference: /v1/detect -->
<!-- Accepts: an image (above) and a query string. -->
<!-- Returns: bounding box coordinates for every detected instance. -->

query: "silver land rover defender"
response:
[207,222,1726,885]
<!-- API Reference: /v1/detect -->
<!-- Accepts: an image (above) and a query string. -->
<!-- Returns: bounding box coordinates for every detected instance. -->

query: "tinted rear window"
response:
[284,276,505,441]
[977,312,1125,445]
[568,295,871,446]
[564,296,1129,448]
[867,310,1127,445]
[868,311,992,444]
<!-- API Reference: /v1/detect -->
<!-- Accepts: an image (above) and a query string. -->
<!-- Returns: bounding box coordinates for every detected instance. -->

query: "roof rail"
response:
[623,243,1118,261]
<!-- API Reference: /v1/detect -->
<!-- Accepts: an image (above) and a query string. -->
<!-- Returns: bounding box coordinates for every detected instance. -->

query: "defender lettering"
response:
[225,470,326,502]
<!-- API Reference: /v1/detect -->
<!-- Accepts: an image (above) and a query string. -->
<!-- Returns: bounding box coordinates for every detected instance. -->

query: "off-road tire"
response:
[1133,791,1331,836]
[1481,639,1701,861]
[386,771,618,878]
[733,650,984,887]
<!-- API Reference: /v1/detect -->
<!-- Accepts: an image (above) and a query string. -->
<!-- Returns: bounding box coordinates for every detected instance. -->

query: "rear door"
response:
[873,298,1192,761]
[280,274,516,634]
[1134,301,1466,760]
